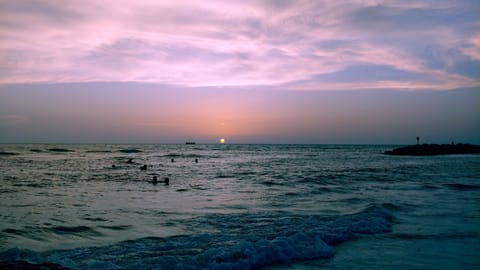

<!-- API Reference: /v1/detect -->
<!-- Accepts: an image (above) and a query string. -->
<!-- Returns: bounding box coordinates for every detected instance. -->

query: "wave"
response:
[83,216,108,222]
[0,204,394,270]
[162,153,218,158]
[12,181,52,188]
[98,225,132,231]
[48,148,75,153]
[392,231,480,240]
[2,228,28,237]
[50,226,102,236]
[2,225,103,240]
[0,188,17,194]
[0,151,19,156]
[421,184,440,189]
[260,180,285,186]
[443,183,480,191]
[0,260,68,270]
[119,149,142,153]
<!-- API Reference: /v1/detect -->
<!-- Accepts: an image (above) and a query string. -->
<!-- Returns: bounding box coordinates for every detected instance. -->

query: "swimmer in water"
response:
[150,176,169,185]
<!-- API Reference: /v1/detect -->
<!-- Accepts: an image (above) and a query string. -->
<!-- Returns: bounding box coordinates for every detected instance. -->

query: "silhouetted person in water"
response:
[140,164,147,170]
[195,158,198,163]
[416,136,420,145]
[150,176,168,185]
[171,158,174,163]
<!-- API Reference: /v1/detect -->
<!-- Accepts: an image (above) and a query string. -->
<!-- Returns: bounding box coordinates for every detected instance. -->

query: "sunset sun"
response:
[220,138,225,144]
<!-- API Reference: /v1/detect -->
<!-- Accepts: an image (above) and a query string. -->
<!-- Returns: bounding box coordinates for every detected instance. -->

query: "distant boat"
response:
[185,142,196,145]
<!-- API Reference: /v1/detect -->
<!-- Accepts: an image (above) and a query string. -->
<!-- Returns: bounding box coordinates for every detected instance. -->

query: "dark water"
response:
[0,144,479,269]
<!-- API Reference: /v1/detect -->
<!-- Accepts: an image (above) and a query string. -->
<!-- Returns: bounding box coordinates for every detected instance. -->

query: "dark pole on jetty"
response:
[416,136,420,145]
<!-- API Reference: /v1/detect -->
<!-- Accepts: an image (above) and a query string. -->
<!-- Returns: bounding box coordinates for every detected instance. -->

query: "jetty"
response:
[384,143,480,156]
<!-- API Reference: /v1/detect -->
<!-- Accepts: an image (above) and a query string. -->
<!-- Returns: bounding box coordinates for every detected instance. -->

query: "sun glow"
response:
[220,138,225,144]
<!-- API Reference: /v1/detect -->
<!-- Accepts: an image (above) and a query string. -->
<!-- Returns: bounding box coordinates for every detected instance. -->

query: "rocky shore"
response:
[384,143,480,156]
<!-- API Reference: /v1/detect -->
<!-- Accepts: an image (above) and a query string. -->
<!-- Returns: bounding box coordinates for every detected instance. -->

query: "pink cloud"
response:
[0,0,479,90]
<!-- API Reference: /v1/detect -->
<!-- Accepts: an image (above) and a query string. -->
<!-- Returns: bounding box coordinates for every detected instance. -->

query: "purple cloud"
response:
[0,0,478,90]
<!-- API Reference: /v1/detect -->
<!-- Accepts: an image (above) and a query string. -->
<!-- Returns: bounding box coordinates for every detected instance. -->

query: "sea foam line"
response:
[0,204,394,270]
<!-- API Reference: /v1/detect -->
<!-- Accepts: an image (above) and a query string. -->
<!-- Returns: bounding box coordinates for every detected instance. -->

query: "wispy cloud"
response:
[0,0,479,90]
[0,114,29,122]
[136,122,170,127]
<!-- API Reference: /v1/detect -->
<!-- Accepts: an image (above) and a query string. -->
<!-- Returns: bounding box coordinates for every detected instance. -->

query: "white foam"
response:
[0,205,393,269]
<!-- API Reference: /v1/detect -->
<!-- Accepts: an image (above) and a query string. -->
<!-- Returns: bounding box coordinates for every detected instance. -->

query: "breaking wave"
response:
[0,204,393,270]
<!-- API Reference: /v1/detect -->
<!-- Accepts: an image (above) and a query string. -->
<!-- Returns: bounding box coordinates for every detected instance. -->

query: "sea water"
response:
[0,144,479,269]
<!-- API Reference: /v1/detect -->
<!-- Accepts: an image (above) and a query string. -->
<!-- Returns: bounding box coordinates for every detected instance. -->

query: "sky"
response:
[0,0,479,144]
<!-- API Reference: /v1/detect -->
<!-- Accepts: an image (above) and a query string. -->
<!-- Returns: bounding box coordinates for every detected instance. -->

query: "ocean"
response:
[0,144,479,269]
